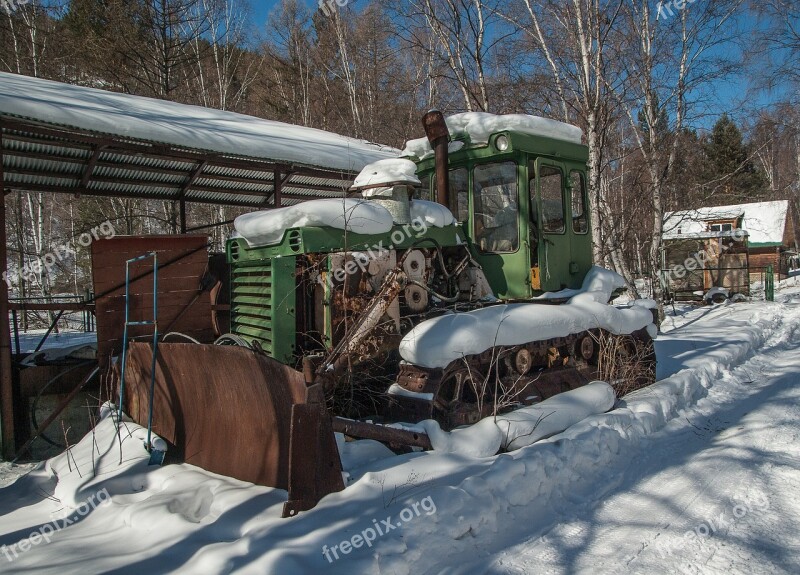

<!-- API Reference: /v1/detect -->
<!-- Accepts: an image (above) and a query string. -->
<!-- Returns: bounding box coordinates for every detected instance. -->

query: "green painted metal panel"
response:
[230,255,296,364]
[227,223,465,263]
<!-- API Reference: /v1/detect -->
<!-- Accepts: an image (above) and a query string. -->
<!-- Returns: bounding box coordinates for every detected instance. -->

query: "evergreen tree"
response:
[701,113,767,203]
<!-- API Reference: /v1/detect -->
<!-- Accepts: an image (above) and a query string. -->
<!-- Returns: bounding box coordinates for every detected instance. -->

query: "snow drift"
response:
[420,382,617,457]
[1,289,798,574]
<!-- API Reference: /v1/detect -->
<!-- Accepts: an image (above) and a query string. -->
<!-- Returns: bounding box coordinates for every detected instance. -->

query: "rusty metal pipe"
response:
[422,110,450,209]
[332,417,432,450]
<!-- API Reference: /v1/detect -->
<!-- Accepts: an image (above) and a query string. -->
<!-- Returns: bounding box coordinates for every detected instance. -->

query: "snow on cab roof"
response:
[0,72,397,173]
[401,112,584,160]
[664,200,790,245]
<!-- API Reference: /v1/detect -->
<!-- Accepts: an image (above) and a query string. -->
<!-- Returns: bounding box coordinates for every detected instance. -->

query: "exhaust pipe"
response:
[422,110,450,208]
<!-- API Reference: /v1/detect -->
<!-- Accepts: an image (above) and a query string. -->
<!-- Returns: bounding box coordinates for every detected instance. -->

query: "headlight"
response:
[495,134,510,152]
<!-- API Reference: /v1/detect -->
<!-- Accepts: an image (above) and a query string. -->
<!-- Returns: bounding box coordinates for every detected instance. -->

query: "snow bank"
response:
[420,382,616,457]
[400,267,653,369]
[0,72,396,172]
[1,290,797,575]
[498,382,616,450]
[402,113,583,159]
[352,158,421,190]
[233,198,394,247]
[410,199,456,227]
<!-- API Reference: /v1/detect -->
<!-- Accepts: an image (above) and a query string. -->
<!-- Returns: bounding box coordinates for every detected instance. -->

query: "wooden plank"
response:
[92,236,215,365]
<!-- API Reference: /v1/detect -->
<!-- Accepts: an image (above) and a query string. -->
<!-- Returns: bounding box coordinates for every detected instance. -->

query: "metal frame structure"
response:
[0,110,381,458]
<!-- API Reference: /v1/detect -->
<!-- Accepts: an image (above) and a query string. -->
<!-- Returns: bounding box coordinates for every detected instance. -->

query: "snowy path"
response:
[483,296,800,574]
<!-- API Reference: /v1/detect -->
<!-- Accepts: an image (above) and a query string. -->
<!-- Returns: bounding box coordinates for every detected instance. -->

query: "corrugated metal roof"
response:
[1,75,398,209]
[1,116,372,208]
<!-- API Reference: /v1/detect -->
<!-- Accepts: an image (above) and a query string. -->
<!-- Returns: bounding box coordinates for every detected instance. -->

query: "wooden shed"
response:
[664,200,800,282]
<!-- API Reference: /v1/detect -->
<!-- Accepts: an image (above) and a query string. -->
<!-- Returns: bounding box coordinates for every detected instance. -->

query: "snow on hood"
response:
[233,198,394,247]
[400,266,653,369]
[401,112,584,159]
[410,199,456,227]
[352,158,421,190]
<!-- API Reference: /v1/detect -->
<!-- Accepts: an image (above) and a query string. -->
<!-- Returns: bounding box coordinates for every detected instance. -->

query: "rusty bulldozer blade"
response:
[122,343,345,509]
[283,384,345,518]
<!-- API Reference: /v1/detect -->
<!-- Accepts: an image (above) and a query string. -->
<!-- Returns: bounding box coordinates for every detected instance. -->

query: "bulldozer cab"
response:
[423,130,592,298]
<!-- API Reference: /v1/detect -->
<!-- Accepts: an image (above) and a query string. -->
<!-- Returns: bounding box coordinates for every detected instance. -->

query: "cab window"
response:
[473,162,519,253]
[540,166,565,234]
[570,171,588,234]
[432,167,469,222]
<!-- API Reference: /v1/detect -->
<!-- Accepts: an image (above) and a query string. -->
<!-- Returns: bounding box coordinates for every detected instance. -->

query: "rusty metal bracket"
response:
[283,384,345,517]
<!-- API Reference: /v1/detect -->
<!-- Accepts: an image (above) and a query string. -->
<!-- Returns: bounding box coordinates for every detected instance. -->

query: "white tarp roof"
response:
[664,200,790,245]
[0,72,397,173]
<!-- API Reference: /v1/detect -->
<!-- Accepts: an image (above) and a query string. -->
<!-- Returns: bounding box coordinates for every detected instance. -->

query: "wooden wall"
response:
[91,235,215,367]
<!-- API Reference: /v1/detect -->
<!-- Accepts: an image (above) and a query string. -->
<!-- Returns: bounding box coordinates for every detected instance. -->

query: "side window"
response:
[540,166,565,234]
[432,168,469,221]
[450,168,469,222]
[473,162,519,253]
[414,174,433,201]
[570,171,588,234]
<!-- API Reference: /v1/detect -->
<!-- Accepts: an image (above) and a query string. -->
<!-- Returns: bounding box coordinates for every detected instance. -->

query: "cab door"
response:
[470,160,531,299]
[533,158,572,292]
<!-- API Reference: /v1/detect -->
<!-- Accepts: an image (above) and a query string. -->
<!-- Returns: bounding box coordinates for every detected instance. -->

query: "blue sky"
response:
[251,0,306,25]
[249,1,791,131]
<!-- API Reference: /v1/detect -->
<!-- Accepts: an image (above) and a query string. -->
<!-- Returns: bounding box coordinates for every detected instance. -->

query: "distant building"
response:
[661,200,800,300]
[665,200,799,276]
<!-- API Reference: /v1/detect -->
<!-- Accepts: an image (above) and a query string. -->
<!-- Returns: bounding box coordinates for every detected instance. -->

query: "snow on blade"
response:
[0,72,396,173]
[400,266,652,369]
[419,382,616,457]
[353,158,421,190]
[410,199,456,227]
[233,198,394,247]
[401,112,584,159]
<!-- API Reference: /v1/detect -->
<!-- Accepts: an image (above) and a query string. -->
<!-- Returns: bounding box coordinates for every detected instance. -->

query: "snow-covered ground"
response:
[9,328,96,355]
[1,284,799,574]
